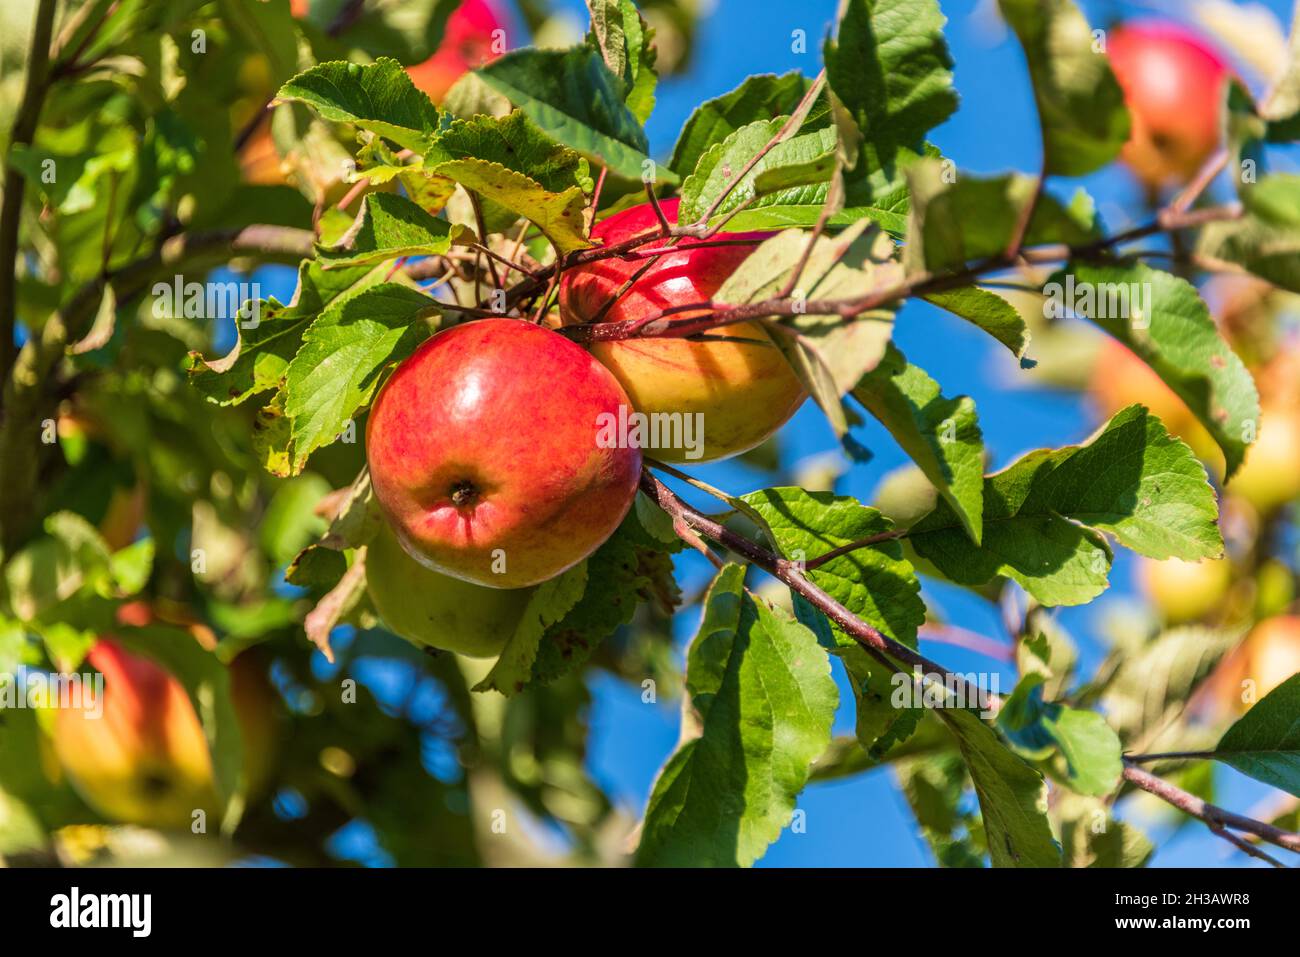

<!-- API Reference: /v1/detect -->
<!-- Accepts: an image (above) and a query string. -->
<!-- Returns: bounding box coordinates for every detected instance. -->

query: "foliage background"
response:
[1,0,1296,867]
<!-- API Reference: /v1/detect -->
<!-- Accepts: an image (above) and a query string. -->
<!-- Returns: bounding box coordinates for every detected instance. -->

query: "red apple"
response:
[365,318,641,588]
[558,199,806,462]
[1108,22,1230,187]
[53,640,218,829]
[405,0,504,104]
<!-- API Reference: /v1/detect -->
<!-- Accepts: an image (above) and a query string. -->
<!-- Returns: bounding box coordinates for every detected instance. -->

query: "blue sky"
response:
[265,0,1297,866]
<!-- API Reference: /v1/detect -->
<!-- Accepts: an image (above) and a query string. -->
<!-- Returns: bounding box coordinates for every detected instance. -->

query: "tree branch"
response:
[1122,760,1300,855]
[644,470,1300,861]
[562,202,1246,344]
[0,0,59,384]
[0,225,314,553]
[640,470,998,712]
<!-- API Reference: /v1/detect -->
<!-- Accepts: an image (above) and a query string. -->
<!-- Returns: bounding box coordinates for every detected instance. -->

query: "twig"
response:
[0,0,58,384]
[1122,760,1300,855]
[562,202,1246,345]
[918,623,1015,661]
[1170,149,1229,215]
[1207,824,1286,867]
[803,529,908,570]
[640,471,995,710]
[1124,750,1214,764]
[646,183,671,236]
[1004,161,1046,260]
[692,70,826,228]
[467,192,501,291]
[0,225,314,552]
[646,468,1300,859]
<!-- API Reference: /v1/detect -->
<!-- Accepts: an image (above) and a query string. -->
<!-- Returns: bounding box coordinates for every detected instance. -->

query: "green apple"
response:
[365,524,532,657]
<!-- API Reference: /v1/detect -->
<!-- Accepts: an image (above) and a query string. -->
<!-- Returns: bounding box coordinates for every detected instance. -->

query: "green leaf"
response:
[677,120,837,226]
[317,192,469,266]
[1054,793,1154,868]
[424,111,593,252]
[2,513,146,622]
[1214,673,1300,797]
[939,707,1061,867]
[186,259,382,406]
[531,510,681,685]
[909,405,1222,606]
[260,474,331,566]
[924,287,1032,362]
[1198,210,1300,295]
[474,563,589,696]
[283,284,437,472]
[473,46,668,182]
[998,674,1122,796]
[739,487,925,755]
[740,488,925,648]
[1242,173,1300,225]
[1260,11,1300,130]
[636,564,837,866]
[896,751,988,867]
[715,223,902,436]
[904,161,1099,273]
[852,343,985,543]
[1099,626,1241,745]
[275,58,442,152]
[586,0,658,124]
[998,0,1129,176]
[1054,261,1260,477]
[825,0,958,174]
[670,72,813,177]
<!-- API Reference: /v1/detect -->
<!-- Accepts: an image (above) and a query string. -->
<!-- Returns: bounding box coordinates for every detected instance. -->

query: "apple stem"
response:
[450,481,478,508]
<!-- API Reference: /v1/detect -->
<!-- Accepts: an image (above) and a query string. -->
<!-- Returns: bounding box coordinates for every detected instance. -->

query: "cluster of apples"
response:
[1098,23,1300,714]
[366,199,805,654]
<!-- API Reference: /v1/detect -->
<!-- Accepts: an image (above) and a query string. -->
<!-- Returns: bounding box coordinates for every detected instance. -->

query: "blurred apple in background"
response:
[1087,338,1222,472]
[52,606,279,828]
[1203,615,1300,715]
[243,0,504,186]
[406,0,505,104]
[53,640,218,829]
[1225,407,1300,515]
[1137,555,1233,624]
[1108,21,1229,188]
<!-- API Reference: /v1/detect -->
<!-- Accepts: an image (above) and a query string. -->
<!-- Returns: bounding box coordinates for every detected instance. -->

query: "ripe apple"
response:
[558,199,806,463]
[366,318,641,588]
[406,0,504,104]
[1136,555,1232,624]
[1088,338,1222,473]
[1226,407,1300,514]
[366,523,531,656]
[1108,22,1229,187]
[53,640,218,829]
[1203,615,1300,716]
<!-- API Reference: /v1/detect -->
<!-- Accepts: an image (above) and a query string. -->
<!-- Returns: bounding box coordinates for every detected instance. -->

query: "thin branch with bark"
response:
[0,0,59,384]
